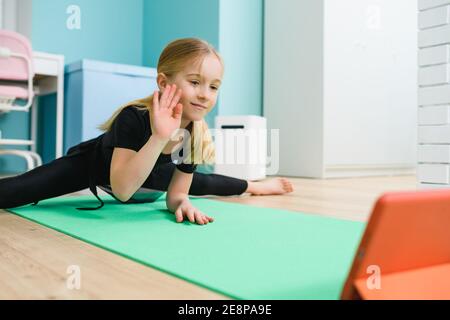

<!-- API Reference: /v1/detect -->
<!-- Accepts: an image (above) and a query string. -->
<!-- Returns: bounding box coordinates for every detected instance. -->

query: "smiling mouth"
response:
[191,102,207,109]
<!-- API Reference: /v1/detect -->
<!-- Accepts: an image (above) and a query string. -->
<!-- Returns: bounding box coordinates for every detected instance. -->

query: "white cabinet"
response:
[264,0,417,178]
[418,0,450,189]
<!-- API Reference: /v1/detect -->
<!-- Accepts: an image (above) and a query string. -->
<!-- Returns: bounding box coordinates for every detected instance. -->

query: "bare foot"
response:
[246,178,294,196]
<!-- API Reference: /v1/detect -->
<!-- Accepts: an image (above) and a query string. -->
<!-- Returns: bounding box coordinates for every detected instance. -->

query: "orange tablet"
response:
[341,189,450,300]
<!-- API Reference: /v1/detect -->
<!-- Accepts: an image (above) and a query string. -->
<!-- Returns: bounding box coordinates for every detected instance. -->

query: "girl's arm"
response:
[111,84,183,202]
[166,168,214,225]
[110,136,168,202]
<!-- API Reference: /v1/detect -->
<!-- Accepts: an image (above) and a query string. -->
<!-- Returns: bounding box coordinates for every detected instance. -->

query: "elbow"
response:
[110,170,135,203]
[110,181,132,203]
[114,189,131,203]
[115,192,131,203]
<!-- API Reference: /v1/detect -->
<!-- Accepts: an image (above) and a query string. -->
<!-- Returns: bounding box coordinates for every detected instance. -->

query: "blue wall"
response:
[32,0,144,65]
[0,111,30,174]
[219,0,264,116]
[142,0,219,68]
[142,0,220,128]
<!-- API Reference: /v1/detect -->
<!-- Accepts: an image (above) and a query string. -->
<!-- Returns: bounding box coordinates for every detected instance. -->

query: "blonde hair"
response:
[98,38,222,165]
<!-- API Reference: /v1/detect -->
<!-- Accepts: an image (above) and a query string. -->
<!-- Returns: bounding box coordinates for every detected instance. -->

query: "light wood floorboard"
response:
[0,175,417,299]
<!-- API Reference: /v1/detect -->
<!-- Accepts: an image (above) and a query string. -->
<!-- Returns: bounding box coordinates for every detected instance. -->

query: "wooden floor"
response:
[0,175,418,299]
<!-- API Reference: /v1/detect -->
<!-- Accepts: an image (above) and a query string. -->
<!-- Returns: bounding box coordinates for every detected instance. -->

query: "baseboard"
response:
[324,164,416,178]
[418,182,450,190]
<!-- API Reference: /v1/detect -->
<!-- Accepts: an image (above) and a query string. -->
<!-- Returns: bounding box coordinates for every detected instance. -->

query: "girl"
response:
[0,38,293,225]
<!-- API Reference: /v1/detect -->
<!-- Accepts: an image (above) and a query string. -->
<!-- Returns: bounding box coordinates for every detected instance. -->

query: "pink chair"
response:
[0,30,42,172]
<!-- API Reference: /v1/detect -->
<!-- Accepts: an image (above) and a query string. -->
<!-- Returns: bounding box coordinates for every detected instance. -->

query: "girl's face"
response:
[165,54,223,122]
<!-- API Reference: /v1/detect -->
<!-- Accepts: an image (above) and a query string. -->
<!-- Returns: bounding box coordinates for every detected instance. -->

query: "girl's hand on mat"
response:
[174,200,214,225]
[151,84,183,141]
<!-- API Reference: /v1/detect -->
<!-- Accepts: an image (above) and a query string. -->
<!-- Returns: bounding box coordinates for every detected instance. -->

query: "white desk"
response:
[32,51,65,158]
[0,139,34,146]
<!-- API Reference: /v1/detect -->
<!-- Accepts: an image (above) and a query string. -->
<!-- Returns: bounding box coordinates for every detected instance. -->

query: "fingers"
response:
[159,85,170,108]
[153,91,160,109]
[196,210,214,225]
[175,207,184,223]
[175,206,214,225]
[160,84,181,109]
[166,85,177,107]
[186,207,196,224]
[198,211,213,224]
[194,211,206,225]
[173,103,183,120]
[170,88,183,109]
[204,216,213,224]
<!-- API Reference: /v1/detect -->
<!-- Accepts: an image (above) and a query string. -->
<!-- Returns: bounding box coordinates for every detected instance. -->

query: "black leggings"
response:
[0,151,248,209]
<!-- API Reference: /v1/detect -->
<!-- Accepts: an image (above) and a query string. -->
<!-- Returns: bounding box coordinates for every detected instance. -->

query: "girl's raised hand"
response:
[150,84,183,141]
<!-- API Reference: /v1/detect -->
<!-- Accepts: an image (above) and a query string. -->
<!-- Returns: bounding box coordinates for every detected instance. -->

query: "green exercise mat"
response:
[7,194,365,299]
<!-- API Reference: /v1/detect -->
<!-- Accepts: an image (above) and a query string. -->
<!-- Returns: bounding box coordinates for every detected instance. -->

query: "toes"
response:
[282,180,294,193]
